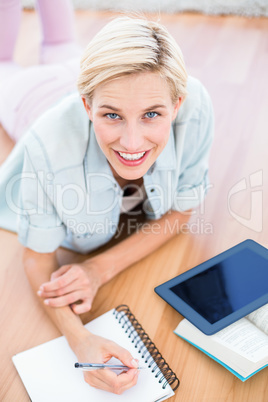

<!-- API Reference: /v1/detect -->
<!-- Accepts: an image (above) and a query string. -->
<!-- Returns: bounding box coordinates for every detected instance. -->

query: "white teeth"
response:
[118,151,146,161]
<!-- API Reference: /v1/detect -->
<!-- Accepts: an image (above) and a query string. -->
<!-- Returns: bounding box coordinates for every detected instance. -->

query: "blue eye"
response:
[145,112,158,119]
[106,113,119,120]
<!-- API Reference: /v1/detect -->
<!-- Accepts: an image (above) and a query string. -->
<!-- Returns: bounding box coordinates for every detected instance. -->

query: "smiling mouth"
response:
[117,151,146,161]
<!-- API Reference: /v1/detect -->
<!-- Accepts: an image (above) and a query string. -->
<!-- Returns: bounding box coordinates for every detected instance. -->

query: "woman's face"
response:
[82,72,181,181]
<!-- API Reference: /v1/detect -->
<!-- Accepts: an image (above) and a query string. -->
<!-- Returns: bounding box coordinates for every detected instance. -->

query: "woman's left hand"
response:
[37,262,102,314]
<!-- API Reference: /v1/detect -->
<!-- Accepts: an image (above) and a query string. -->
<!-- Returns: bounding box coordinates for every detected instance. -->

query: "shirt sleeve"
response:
[17,144,66,253]
[172,85,214,212]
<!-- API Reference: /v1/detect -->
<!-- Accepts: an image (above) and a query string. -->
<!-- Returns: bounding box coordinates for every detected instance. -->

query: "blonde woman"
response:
[0,16,214,393]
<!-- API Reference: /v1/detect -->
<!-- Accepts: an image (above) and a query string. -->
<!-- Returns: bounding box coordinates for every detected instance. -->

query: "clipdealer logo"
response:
[227,170,263,232]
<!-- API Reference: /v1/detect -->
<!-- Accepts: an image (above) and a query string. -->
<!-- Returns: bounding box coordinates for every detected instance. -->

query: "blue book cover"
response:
[175,333,268,381]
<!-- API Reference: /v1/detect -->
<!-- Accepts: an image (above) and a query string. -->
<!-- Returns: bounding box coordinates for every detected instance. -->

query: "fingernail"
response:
[37,290,42,296]
[44,299,49,305]
[131,359,138,368]
[39,286,44,291]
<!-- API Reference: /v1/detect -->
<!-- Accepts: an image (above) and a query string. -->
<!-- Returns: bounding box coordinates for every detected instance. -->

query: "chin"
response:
[118,169,144,181]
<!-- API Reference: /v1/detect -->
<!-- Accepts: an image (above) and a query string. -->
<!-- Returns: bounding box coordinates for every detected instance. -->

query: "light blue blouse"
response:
[0,76,214,254]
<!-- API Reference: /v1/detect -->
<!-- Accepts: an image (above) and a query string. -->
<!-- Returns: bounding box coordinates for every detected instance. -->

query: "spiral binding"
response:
[114,305,180,391]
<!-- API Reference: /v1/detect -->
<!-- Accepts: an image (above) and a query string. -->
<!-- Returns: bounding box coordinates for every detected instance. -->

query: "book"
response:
[174,303,268,381]
[12,305,179,402]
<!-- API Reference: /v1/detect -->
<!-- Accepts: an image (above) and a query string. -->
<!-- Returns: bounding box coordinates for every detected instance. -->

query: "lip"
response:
[113,150,150,167]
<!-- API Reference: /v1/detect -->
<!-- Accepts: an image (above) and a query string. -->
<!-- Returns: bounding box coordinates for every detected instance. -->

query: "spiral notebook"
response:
[12,305,179,402]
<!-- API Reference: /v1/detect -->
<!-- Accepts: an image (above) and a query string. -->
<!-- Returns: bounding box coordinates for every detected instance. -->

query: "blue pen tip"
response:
[74,363,79,368]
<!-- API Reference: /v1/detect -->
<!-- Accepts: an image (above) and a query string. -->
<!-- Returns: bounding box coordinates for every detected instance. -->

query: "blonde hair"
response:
[77,16,188,104]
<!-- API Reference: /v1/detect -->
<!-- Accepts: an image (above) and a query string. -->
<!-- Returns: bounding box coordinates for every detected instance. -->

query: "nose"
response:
[119,122,144,152]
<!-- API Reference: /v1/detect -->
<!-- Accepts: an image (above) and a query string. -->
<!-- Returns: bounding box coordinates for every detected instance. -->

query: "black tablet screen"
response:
[170,248,268,324]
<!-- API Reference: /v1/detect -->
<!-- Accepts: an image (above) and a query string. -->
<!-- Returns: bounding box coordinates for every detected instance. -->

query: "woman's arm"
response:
[23,249,87,343]
[92,209,191,283]
[23,248,139,393]
[38,209,191,312]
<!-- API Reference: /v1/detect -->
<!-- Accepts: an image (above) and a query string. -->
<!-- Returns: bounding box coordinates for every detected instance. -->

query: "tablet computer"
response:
[154,239,268,335]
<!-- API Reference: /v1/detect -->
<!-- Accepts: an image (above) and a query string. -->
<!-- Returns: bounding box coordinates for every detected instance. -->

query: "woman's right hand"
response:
[37,261,103,314]
[72,331,140,394]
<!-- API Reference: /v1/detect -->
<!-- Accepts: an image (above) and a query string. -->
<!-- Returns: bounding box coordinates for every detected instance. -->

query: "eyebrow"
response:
[98,104,168,112]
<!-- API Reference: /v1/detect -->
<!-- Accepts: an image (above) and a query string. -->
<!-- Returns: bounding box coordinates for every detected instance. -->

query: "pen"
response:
[74,363,147,371]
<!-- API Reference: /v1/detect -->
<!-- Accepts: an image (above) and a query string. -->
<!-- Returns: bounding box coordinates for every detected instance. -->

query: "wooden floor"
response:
[0,9,268,402]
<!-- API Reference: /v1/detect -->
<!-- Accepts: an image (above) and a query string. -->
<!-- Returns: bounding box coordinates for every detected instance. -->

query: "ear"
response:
[172,97,183,121]
[81,96,93,121]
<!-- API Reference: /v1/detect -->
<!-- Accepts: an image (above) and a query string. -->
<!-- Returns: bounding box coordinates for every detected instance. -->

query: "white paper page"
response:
[13,309,174,402]
[214,318,268,363]
[247,303,268,335]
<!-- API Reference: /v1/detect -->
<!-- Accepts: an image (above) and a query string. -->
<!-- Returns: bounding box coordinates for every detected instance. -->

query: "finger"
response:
[85,368,139,394]
[38,279,81,298]
[71,300,92,314]
[106,342,139,369]
[101,369,139,394]
[84,370,117,392]
[50,265,71,281]
[44,290,85,307]
[84,367,119,390]
[40,268,78,292]
[115,369,139,394]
